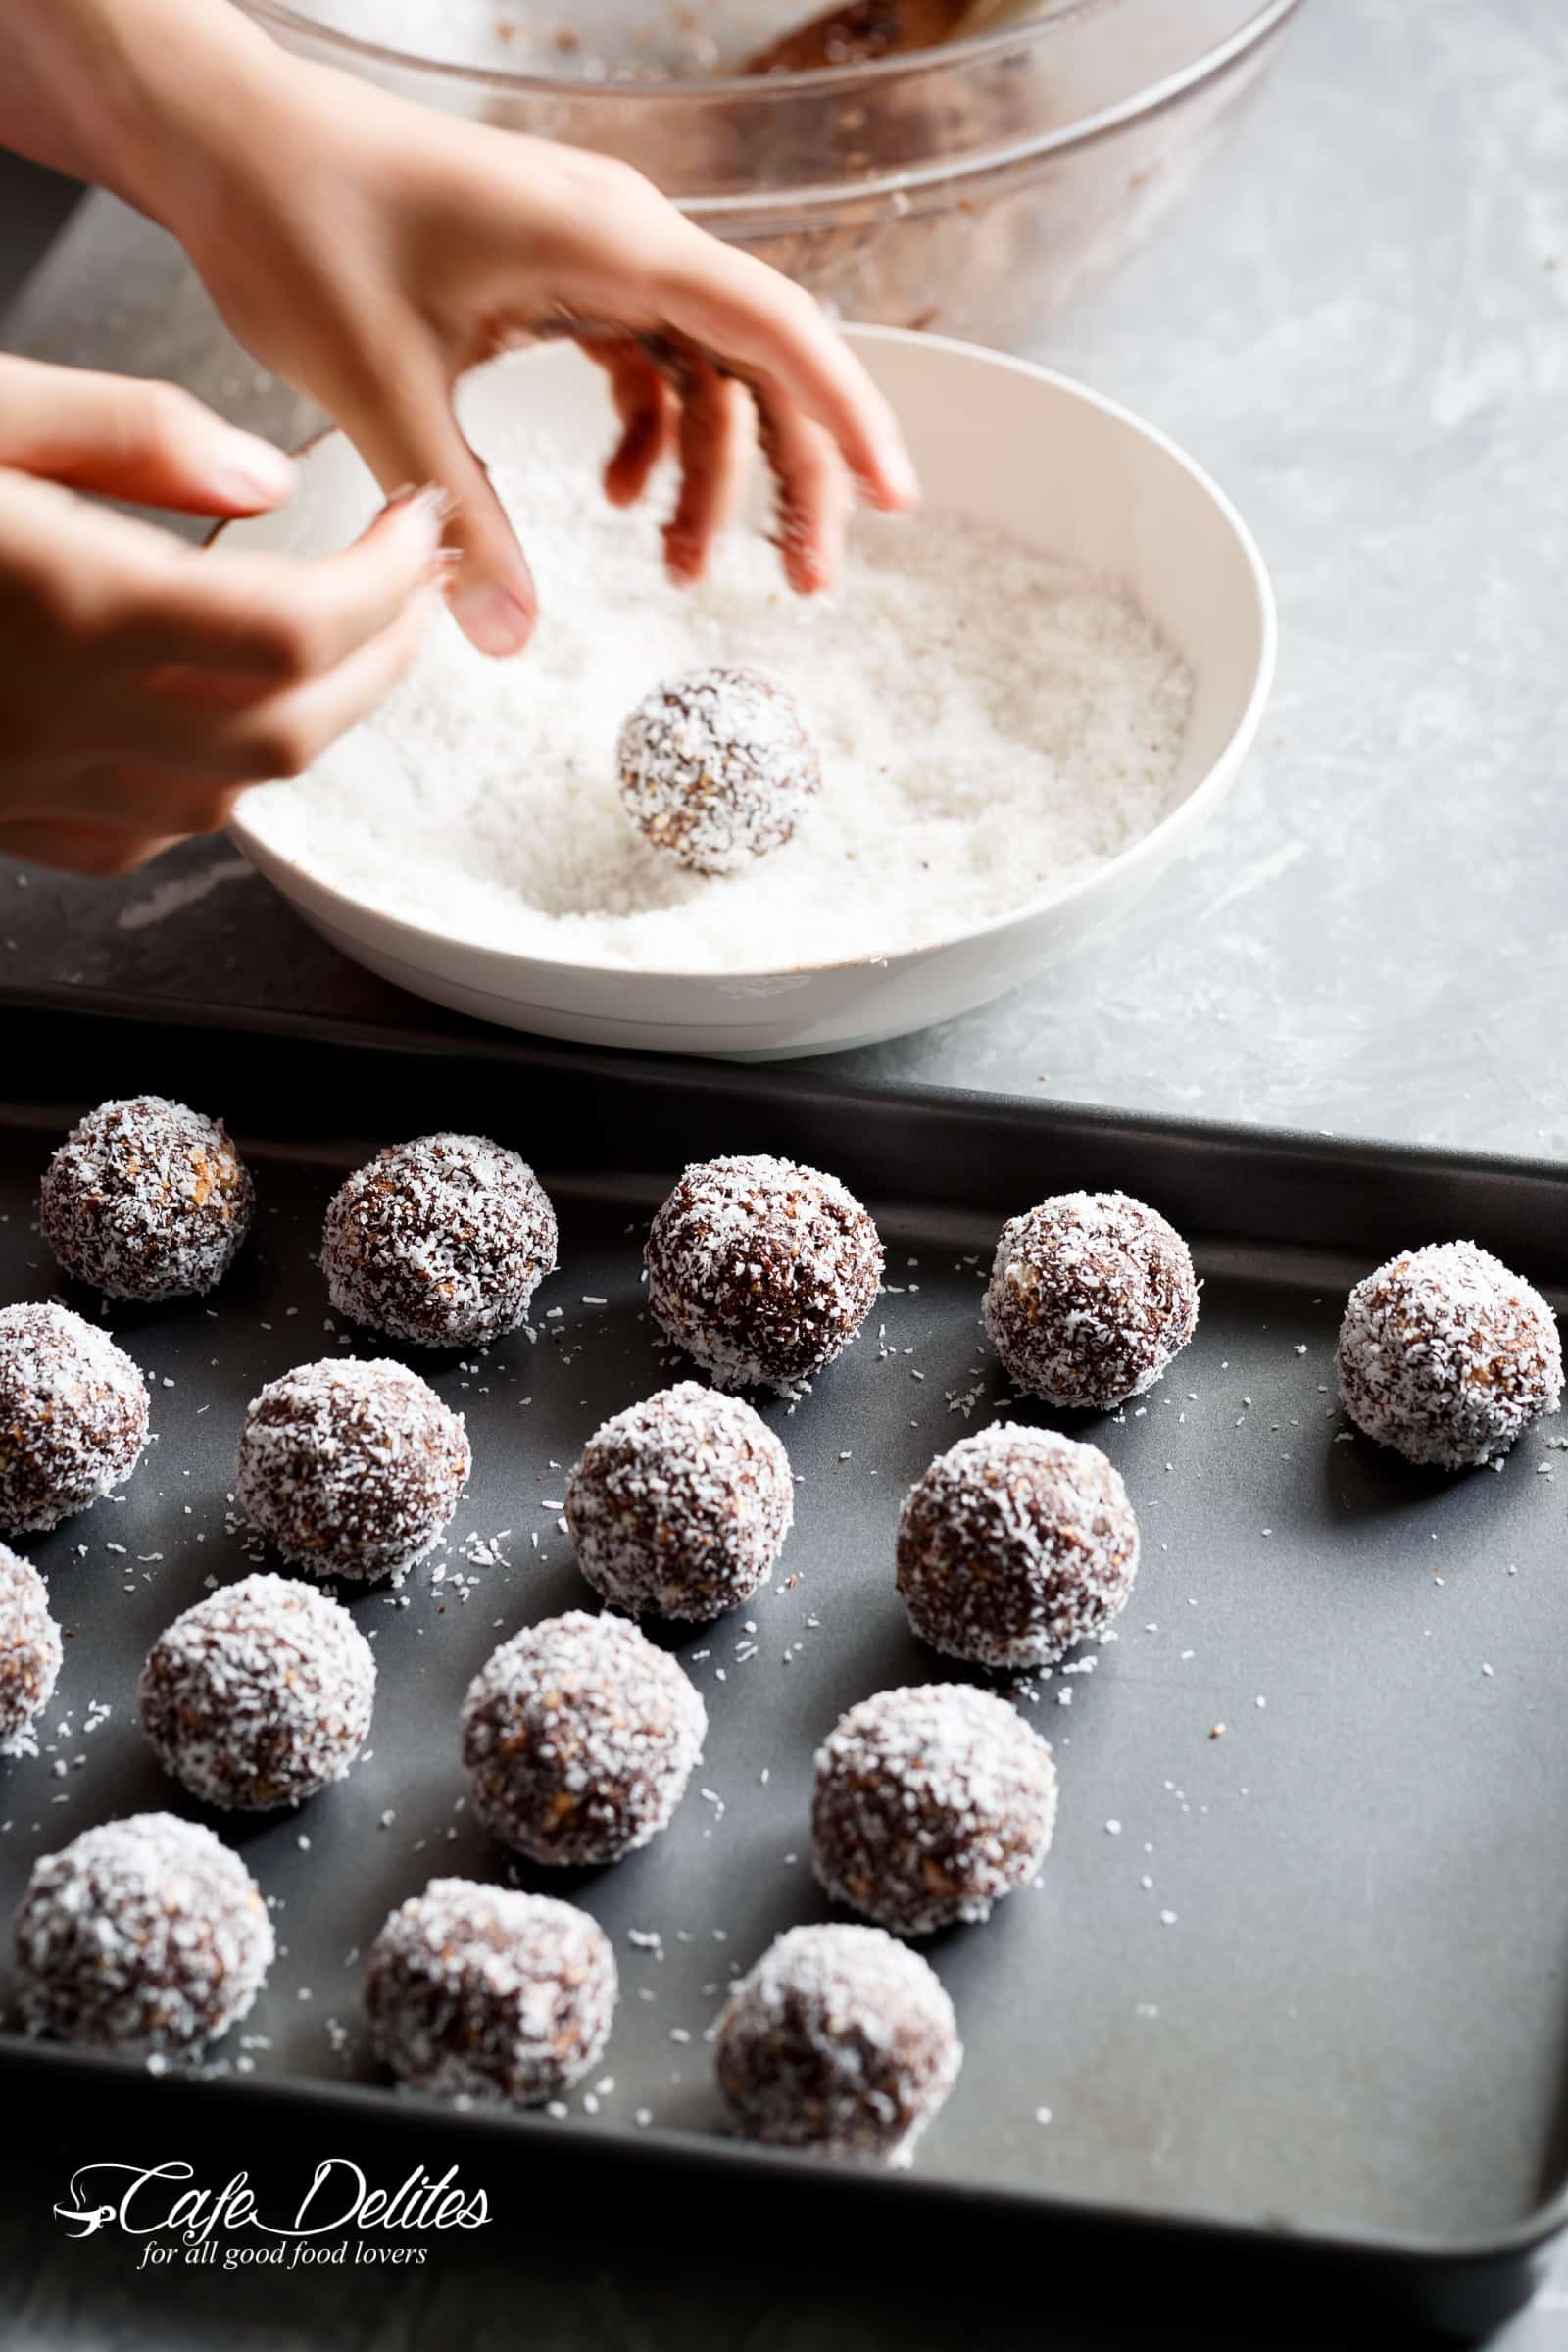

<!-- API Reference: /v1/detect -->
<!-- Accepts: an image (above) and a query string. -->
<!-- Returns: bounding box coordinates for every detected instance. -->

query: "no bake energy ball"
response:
[984,1190,1198,1411]
[565,1382,793,1622]
[0,1302,149,1535]
[617,665,821,875]
[715,1923,961,2164]
[138,1572,375,1810]
[645,1153,882,1395]
[811,1682,1057,1936]
[40,1094,253,1301]
[367,1879,617,2107]
[1337,1241,1562,1469]
[321,1133,558,1348]
[15,1813,273,2054]
[0,1544,63,1757]
[461,1610,707,1866]
[897,1424,1139,1670]
[237,1358,469,1582]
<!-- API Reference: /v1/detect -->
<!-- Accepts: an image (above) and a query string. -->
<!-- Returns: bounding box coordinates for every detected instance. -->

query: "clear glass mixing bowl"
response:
[236,0,1303,347]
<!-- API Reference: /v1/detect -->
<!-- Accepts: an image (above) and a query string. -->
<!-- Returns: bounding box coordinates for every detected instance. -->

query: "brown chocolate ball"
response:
[0,1544,62,1757]
[15,1813,273,2053]
[367,1879,617,2106]
[1338,1241,1563,1469]
[811,1683,1057,1936]
[138,1572,376,1810]
[645,1153,882,1395]
[984,1191,1198,1410]
[0,1302,149,1535]
[40,1094,252,1302]
[237,1357,470,1583]
[715,1923,961,2163]
[461,1610,707,1866]
[897,1424,1139,1670]
[617,665,821,875]
[321,1133,558,1348]
[565,1382,793,1622]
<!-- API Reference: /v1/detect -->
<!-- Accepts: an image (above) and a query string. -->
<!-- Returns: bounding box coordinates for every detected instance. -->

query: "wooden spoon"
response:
[744,0,1041,74]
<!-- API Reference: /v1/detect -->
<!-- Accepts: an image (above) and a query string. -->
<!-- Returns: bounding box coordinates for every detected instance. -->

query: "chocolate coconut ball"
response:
[715,1923,961,2163]
[984,1191,1199,1411]
[15,1813,272,2053]
[138,1573,375,1810]
[812,1683,1057,1937]
[1337,1241,1563,1470]
[237,1358,469,1583]
[898,1424,1139,1671]
[0,1302,149,1535]
[39,1094,253,1302]
[367,1879,616,2106]
[565,1382,793,1622]
[617,665,821,876]
[645,1153,882,1395]
[0,1544,62,1757]
[321,1134,558,1349]
[462,1610,707,1866]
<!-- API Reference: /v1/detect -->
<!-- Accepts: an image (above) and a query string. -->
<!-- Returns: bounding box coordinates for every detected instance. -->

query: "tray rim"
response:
[4,979,1568,1212]
[0,977,1565,2292]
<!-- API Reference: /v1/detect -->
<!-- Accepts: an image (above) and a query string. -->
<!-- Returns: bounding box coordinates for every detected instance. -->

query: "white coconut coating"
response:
[461,1610,707,1866]
[715,1922,961,2164]
[366,1879,617,2107]
[15,1812,273,2053]
[645,1153,883,1395]
[0,1544,62,1758]
[565,1382,793,1622]
[897,1424,1139,1670]
[0,1302,150,1535]
[321,1133,558,1348]
[40,1094,253,1302]
[237,1357,470,1583]
[138,1573,376,1810]
[617,666,821,876]
[984,1191,1199,1411]
[1337,1241,1562,1469]
[811,1682,1058,1936]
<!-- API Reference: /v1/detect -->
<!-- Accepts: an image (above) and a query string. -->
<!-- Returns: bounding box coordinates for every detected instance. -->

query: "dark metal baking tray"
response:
[0,986,1565,2340]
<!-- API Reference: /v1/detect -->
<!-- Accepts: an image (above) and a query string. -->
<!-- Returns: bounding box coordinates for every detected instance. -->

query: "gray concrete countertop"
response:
[2,0,1566,2344]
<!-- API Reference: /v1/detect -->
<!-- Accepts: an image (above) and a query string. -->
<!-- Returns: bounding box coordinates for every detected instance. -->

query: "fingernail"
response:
[449,583,533,657]
[885,445,921,507]
[212,429,297,508]
[388,484,451,560]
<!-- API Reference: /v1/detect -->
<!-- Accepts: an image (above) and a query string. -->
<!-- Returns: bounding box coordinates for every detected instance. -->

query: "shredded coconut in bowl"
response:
[244,438,1192,976]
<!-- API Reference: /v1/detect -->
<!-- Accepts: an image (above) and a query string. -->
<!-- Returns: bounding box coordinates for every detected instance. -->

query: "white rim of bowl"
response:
[226,325,1278,988]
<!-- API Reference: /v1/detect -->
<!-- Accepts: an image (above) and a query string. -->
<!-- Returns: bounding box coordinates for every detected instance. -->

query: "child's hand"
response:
[173,61,917,655]
[0,358,445,874]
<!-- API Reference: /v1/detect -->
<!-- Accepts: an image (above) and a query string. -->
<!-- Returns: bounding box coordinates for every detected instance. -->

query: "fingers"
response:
[663,366,754,587]
[331,356,536,657]
[42,594,433,811]
[584,342,676,510]
[0,818,179,878]
[754,392,853,596]
[143,487,450,687]
[655,232,919,515]
[0,357,297,516]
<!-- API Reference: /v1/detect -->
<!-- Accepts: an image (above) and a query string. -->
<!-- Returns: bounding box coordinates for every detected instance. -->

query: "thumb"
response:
[0,358,297,514]
[333,361,536,659]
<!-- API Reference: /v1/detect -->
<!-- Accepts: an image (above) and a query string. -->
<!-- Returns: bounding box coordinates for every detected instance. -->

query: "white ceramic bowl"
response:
[229,329,1275,1057]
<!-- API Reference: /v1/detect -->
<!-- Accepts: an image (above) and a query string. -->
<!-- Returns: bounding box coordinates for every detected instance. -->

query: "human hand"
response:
[0,357,445,875]
[176,60,919,655]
